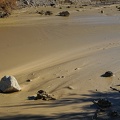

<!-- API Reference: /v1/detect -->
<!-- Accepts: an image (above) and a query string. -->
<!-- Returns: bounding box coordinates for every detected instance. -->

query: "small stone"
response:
[66,6,70,8]
[61,76,65,78]
[28,96,36,100]
[67,86,74,90]
[57,76,60,78]
[101,10,104,13]
[74,68,80,70]
[31,73,35,76]
[26,79,32,82]
[57,76,65,78]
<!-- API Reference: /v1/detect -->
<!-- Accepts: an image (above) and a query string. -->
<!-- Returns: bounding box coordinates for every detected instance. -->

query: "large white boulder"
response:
[0,75,21,93]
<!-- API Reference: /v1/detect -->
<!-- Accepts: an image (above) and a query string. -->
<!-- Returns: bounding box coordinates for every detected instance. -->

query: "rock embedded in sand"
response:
[101,71,113,77]
[0,75,21,93]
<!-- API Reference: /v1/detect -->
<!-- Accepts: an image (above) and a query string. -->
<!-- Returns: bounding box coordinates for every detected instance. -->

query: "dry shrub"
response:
[0,0,17,14]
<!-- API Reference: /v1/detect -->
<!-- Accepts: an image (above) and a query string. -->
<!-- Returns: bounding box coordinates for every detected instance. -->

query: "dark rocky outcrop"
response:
[59,11,70,17]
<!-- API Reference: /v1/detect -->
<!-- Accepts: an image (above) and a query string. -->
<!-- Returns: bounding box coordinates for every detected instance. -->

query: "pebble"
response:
[26,79,32,82]
[57,76,65,78]
[67,86,74,90]
[101,10,104,13]
[74,68,80,70]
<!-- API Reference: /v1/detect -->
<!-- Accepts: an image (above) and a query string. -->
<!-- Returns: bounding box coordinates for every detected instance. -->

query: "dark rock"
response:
[59,7,62,9]
[28,96,36,100]
[26,79,32,82]
[61,76,65,78]
[57,76,65,78]
[101,10,104,13]
[37,90,46,99]
[101,71,113,77]
[82,4,88,6]
[59,11,70,17]
[117,7,120,10]
[66,6,70,8]
[74,68,80,70]
[50,3,55,7]
[45,11,53,15]
[97,99,111,108]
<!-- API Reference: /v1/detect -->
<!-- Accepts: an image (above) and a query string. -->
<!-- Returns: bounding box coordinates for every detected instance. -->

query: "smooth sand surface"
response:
[0,4,120,119]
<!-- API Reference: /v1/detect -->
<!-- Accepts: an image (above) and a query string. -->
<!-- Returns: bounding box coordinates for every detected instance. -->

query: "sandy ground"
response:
[0,4,120,119]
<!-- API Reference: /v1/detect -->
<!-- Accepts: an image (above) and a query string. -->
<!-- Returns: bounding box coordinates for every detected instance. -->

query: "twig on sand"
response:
[110,87,120,93]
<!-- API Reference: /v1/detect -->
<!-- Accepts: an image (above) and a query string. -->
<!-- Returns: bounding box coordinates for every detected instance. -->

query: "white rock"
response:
[0,75,21,93]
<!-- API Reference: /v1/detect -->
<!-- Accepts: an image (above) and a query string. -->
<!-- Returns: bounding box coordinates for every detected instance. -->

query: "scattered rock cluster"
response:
[35,90,56,100]
[28,90,56,101]
[92,98,120,119]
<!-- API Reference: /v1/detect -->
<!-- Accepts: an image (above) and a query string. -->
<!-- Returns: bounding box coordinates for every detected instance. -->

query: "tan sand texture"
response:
[0,4,120,119]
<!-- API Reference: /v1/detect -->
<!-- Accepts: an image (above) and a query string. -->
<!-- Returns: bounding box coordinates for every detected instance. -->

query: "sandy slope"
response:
[0,4,120,119]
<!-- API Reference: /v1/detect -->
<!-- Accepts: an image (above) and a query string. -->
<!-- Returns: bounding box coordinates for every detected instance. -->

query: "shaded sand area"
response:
[0,5,120,119]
